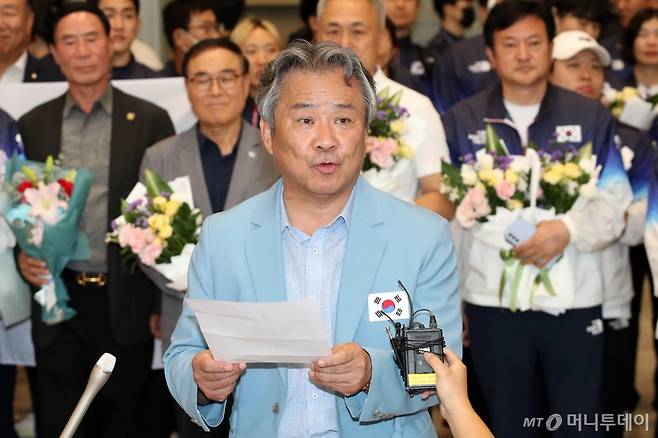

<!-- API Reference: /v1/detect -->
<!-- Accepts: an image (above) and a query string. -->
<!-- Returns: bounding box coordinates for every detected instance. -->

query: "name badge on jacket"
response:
[368,291,411,322]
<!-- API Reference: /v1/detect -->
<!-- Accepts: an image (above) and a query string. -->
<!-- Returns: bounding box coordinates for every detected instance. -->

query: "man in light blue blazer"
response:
[164,40,461,437]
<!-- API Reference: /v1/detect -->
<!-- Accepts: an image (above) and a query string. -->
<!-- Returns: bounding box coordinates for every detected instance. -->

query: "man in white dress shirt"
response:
[316,0,455,219]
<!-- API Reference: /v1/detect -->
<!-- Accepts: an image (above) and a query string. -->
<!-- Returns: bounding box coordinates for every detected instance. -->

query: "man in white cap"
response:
[551,30,655,436]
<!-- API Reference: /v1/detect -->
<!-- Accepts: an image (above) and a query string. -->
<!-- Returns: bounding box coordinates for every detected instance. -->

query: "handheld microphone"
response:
[59,353,116,438]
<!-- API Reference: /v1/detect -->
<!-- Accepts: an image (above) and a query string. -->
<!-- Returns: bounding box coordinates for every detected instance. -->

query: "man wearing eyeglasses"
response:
[140,36,278,437]
[161,0,221,77]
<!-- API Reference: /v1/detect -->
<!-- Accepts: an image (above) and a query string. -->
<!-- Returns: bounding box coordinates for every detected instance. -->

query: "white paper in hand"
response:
[187,298,331,364]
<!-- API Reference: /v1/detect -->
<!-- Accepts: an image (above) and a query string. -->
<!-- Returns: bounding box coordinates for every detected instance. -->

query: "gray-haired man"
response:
[163,40,461,436]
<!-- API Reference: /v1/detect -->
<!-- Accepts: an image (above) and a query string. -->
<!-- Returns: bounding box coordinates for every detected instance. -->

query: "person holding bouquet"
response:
[137,37,278,438]
[617,8,658,96]
[550,30,655,433]
[14,4,174,437]
[442,2,632,436]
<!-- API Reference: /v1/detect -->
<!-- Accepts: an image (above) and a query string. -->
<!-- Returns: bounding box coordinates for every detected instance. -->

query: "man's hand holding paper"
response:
[192,350,245,403]
[309,342,372,396]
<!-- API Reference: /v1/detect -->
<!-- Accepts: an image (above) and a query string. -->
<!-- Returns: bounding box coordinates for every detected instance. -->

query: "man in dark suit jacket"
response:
[0,0,63,82]
[23,51,65,81]
[16,4,174,437]
[139,37,278,438]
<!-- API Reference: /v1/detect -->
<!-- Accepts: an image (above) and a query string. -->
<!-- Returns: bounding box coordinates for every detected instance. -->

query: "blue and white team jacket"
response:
[601,124,654,320]
[442,83,632,309]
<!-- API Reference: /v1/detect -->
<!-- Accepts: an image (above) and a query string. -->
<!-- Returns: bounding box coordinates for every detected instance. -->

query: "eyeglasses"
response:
[188,71,245,92]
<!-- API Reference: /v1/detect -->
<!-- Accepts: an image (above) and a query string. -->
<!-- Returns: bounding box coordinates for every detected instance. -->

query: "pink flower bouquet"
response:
[361,87,418,195]
[106,169,200,291]
[441,125,532,229]
[3,155,93,324]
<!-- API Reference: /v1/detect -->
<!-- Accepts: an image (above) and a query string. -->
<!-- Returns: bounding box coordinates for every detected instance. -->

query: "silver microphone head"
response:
[95,353,116,375]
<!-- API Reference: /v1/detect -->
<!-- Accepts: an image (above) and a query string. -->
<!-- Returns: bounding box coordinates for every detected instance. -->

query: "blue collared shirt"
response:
[277,188,354,438]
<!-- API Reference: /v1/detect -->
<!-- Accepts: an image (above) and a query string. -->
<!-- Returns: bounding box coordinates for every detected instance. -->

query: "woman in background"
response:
[231,18,282,126]
[621,8,658,99]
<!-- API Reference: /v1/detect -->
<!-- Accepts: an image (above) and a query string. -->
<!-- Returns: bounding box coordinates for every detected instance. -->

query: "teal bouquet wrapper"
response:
[3,155,93,325]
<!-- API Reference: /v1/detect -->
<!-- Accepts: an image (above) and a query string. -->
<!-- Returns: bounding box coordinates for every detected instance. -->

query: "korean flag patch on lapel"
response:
[368,291,411,322]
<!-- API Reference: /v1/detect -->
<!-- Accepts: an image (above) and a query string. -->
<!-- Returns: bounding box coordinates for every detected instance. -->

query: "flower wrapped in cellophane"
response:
[106,169,201,291]
[2,155,92,325]
[442,124,601,313]
[533,142,600,214]
[440,124,533,229]
[603,84,658,130]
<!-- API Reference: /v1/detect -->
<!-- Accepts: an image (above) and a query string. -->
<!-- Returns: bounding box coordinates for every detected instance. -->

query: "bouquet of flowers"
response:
[2,155,92,325]
[106,169,201,291]
[361,87,419,194]
[440,125,532,228]
[444,125,600,313]
[603,85,658,130]
[533,142,600,213]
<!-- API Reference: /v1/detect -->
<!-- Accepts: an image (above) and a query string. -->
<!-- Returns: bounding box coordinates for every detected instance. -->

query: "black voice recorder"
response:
[384,281,446,396]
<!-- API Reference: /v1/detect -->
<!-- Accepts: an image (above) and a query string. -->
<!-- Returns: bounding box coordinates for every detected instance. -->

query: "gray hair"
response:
[256,40,377,132]
[317,0,387,28]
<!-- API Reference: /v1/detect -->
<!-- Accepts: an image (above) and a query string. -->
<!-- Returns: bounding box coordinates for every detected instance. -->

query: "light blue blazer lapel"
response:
[245,179,288,385]
[335,178,387,344]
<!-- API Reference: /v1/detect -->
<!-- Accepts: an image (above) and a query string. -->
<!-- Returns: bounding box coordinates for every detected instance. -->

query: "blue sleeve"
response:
[647,155,658,227]
[163,217,227,432]
[595,113,629,192]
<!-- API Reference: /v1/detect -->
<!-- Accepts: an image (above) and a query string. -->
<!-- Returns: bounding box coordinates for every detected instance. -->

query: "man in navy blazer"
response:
[164,40,461,436]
